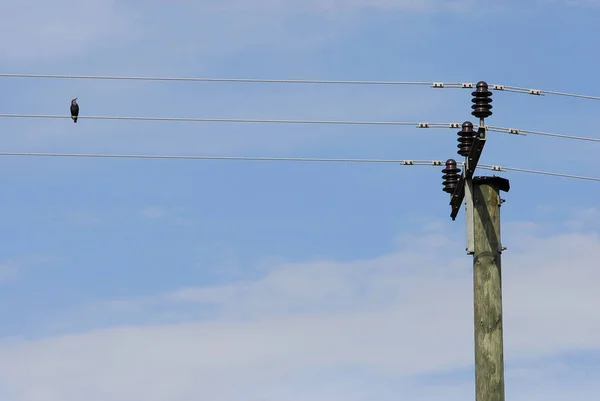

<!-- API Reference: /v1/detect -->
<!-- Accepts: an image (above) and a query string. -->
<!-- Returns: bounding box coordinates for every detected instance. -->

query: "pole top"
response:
[473,175,510,192]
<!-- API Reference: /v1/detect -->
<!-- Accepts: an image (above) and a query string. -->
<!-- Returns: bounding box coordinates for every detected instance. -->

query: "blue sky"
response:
[0,0,599,400]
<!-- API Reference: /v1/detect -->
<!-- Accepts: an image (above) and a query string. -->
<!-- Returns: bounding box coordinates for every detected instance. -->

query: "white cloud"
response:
[0,0,480,63]
[0,0,585,65]
[0,254,54,284]
[151,0,477,58]
[0,0,483,160]
[555,0,600,6]
[175,0,475,13]
[0,216,598,400]
[564,207,600,230]
[0,0,137,61]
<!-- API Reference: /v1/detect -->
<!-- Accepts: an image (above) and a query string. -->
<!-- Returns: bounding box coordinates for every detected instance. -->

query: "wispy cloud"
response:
[0,0,482,64]
[167,0,479,13]
[564,207,600,230]
[0,254,55,284]
[0,2,598,399]
[3,215,596,400]
[0,0,137,61]
[545,0,600,6]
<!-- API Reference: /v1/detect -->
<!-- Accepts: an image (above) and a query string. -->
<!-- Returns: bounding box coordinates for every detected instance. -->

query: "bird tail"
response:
[72,116,77,123]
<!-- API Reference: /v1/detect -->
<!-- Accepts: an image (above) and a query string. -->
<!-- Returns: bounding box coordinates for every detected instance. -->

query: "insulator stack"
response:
[471,81,493,119]
[457,121,475,157]
[442,159,461,193]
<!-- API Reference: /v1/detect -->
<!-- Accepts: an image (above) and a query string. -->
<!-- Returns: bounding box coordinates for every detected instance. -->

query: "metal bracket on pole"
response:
[465,177,475,254]
[450,127,487,221]
[450,172,466,221]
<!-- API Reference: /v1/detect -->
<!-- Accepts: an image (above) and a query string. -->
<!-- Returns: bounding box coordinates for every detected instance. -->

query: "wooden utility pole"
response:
[471,176,510,401]
[442,81,511,401]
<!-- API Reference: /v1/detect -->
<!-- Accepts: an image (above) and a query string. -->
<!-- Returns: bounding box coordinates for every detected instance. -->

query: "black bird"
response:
[70,98,79,123]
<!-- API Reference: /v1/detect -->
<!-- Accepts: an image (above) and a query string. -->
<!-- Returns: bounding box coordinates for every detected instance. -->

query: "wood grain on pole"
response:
[472,177,508,401]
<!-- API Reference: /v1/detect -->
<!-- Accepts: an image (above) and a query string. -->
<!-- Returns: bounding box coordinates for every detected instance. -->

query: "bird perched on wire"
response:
[70,98,79,123]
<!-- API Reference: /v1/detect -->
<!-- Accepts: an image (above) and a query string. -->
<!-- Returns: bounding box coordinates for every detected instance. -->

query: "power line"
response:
[486,125,600,143]
[0,151,598,182]
[0,73,442,86]
[1,73,599,101]
[429,83,600,101]
[2,113,599,144]
[478,164,600,182]
[500,84,600,101]
[0,151,436,164]
[0,113,427,127]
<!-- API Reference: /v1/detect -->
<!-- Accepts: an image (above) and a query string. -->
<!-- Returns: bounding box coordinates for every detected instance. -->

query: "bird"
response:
[70,98,79,123]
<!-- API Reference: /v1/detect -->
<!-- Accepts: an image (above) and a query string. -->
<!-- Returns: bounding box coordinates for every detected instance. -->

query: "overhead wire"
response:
[0,152,431,164]
[499,85,600,101]
[0,113,426,127]
[0,73,442,86]
[478,164,600,182]
[1,113,599,144]
[485,125,600,143]
[1,75,597,180]
[1,73,599,101]
[0,151,598,182]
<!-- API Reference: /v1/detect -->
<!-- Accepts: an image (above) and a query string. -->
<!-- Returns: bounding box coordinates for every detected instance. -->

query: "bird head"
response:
[71,98,78,104]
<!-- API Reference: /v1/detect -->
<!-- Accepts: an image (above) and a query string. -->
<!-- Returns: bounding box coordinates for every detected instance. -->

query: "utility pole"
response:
[472,175,509,401]
[441,81,510,401]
